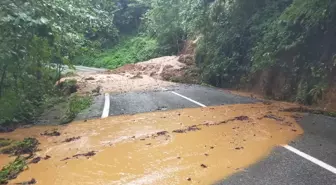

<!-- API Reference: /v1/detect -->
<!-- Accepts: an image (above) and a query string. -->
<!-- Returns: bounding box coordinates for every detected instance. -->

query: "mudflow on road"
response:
[1,58,336,185]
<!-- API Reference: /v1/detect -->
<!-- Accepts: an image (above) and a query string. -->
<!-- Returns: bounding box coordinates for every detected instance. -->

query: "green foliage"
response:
[142,0,205,54]
[0,157,26,184]
[0,0,121,125]
[0,138,39,155]
[0,139,13,148]
[61,95,92,124]
[62,71,77,78]
[194,0,336,104]
[58,79,78,96]
[77,36,159,69]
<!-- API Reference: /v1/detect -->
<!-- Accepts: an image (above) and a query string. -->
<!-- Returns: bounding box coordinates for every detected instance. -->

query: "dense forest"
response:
[1,0,336,126]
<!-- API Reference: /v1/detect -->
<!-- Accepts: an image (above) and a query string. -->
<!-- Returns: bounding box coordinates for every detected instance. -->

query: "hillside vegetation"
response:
[75,36,159,69]
[1,0,336,127]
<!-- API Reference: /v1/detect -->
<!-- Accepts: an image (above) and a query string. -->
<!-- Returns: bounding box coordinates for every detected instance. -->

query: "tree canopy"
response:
[1,0,336,125]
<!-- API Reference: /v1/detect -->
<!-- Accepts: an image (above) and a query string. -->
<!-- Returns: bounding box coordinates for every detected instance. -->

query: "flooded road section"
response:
[0,103,303,185]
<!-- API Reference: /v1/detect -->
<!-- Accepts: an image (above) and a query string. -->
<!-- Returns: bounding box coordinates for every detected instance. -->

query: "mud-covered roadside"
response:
[0,103,304,185]
[59,55,199,96]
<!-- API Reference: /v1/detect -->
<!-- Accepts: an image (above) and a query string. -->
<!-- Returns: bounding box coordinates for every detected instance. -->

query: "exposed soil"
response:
[59,54,199,95]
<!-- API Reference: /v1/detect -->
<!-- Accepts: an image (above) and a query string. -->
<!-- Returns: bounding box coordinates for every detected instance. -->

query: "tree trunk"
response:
[0,64,8,98]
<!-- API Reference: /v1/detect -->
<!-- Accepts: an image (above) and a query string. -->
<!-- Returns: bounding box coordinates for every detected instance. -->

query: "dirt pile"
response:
[58,38,200,94]
[60,55,199,94]
[60,72,176,94]
[110,54,200,84]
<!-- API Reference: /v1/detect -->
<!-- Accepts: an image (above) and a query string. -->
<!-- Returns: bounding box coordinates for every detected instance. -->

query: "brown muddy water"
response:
[0,103,303,185]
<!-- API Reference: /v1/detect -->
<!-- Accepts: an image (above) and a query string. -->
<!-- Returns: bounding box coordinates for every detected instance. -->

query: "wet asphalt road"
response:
[109,85,257,116]
[215,114,336,185]
[106,84,336,185]
[77,74,336,185]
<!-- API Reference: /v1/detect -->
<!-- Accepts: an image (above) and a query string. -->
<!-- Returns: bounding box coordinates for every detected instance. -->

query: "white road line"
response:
[164,87,336,174]
[170,91,206,107]
[284,145,336,174]
[101,93,110,118]
[161,87,206,107]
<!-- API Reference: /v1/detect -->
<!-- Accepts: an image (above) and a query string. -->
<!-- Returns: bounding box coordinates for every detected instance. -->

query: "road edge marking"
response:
[101,93,110,118]
[171,91,206,107]
[164,87,336,174]
[283,145,336,174]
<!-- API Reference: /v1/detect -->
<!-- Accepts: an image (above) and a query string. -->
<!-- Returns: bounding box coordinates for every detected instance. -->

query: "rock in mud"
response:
[63,136,81,143]
[85,77,95,80]
[172,125,201,134]
[16,178,36,184]
[44,155,51,160]
[156,131,169,136]
[217,116,250,125]
[92,86,101,94]
[200,164,208,168]
[235,116,249,121]
[41,130,61,137]
[187,178,192,181]
[30,157,41,164]
[263,114,284,122]
[73,151,96,158]
[30,155,51,164]
[61,157,71,161]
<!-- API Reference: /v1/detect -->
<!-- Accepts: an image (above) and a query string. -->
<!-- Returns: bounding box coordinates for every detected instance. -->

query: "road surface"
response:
[76,66,336,184]
[63,65,107,73]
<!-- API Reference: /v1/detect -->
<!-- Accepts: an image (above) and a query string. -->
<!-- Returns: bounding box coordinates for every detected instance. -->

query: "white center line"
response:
[165,87,336,174]
[171,91,206,107]
[101,93,110,118]
[284,145,336,174]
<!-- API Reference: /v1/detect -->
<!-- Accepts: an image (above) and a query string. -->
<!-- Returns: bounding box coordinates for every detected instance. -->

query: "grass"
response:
[0,139,13,148]
[60,95,92,124]
[0,157,26,184]
[76,36,160,69]
[61,71,77,78]
[0,138,39,156]
[0,138,39,183]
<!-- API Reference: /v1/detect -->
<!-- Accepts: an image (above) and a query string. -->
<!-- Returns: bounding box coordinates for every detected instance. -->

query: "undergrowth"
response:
[61,95,92,124]
[75,36,160,69]
[0,138,39,156]
[0,157,26,184]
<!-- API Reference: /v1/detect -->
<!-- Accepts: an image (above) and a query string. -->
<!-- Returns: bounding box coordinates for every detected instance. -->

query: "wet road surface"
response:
[1,83,335,184]
[216,114,336,185]
[100,84,336,184]
[109,85,258,116]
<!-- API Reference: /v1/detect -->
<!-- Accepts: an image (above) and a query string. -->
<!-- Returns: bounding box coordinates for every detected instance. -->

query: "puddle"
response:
[0,103,303,185]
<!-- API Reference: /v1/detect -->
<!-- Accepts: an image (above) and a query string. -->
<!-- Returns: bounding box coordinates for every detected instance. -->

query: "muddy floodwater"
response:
[0,103,303,185]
